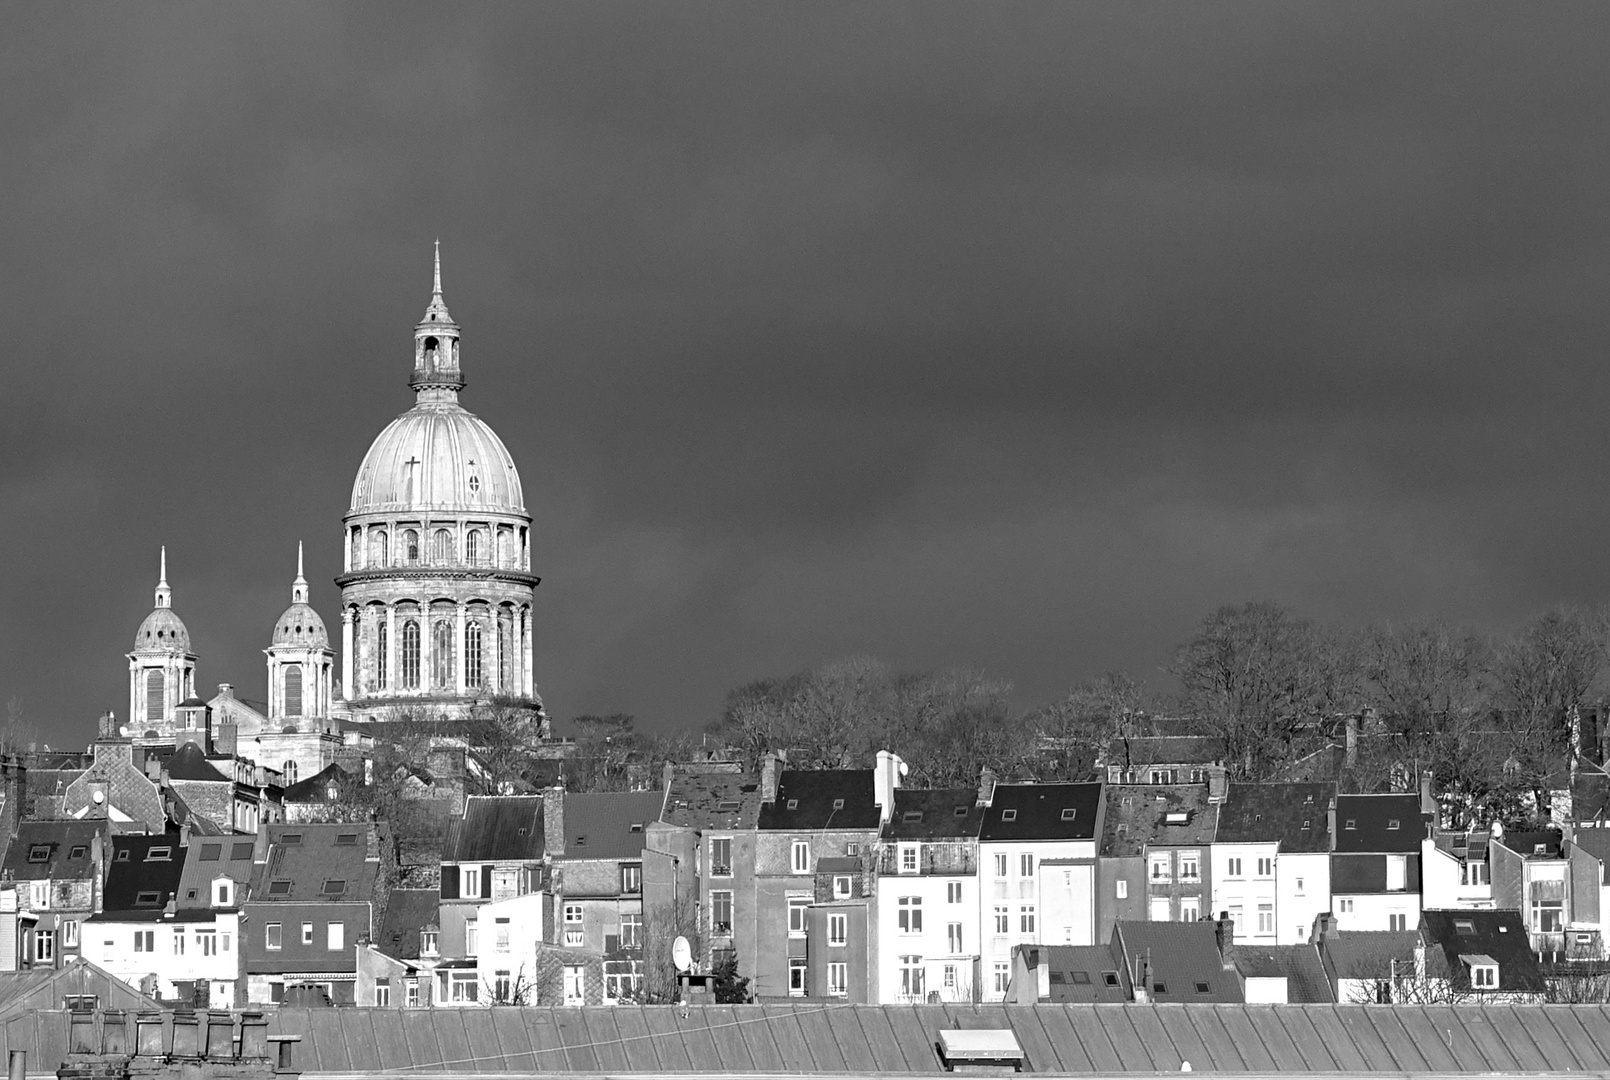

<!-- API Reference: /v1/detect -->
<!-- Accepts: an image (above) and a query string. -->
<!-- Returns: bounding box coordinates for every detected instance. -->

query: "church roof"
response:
[272,602,329,648]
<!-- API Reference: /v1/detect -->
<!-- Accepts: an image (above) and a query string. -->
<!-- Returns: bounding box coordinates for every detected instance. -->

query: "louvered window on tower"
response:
[284,667,302,717]
[146,670,164,723]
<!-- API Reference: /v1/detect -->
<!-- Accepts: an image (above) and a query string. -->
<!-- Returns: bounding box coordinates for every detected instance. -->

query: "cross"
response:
[404,456,420,501]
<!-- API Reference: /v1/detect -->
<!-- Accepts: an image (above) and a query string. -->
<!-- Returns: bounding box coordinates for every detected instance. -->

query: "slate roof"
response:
[659,770,763,830]
[1498,828,1563,859]
[1332,793,1424,852]
[1100,784,1217,857]
[15,1002,1610,1074]
[1216,782,1334,851]
[93,834,186,919]
[759,770,880,831]
[174,835,257,911]
[442,796,545,863]
[1031,944,1127,1002]
[375,888,439,962]
[881,787,984,840]
[0,821,104,882]
[1421,908,1547,993]
[560,791,662,861]
[1319,930,1418,983]
[1230,943,1334,1003]
[251,823,379,903]
[163,743,228,782]
[979,783,1101,842]
[1571,825,1610,881]
[1113,920,1243,1003]
[283,763,352,803]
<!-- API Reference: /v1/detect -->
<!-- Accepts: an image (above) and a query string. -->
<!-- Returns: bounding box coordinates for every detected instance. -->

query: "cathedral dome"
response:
[135,606,191,652]
[272,601,329,648]
[348,400,525,516]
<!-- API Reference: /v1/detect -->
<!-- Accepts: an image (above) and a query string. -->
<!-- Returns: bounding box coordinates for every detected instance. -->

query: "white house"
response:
[1213,783,1335,946]
[875,787,984,1003]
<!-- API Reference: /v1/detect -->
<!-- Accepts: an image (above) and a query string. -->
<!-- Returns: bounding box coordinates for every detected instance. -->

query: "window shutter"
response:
[482,866,493,899]
[441,865,459,900]
[605,934,619,955]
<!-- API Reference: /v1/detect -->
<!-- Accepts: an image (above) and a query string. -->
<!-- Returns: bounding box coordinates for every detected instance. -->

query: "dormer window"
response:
[1534,844,1549,856]
[1470,962,1498,989]
[215,881,232,906]
[420,930,438,955]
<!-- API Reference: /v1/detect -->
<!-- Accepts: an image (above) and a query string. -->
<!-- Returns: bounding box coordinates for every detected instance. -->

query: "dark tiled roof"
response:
[1421,908,1546,993]
[164,744,228,782]
[375,888,439,961]
[1217,782,1334,850]
[175,835,257,911]
[1113,921,1242,1003]
[97,834,186,917]
[1571,826,1610,881]
[282,763,353,803]
[1499,829,1563,859]
[442,795,545,863]
[561,791,662,861]
[882,788,984,840]
[1230,943,1334,1002]
[1099,784,1217,857]
[1104,735,1225,768]
[660,771,764,830]
[164,789,225,834]
[1,821,104,882]
[1333,793,1424,852]
[1320,930,1418,981]
[980,783,1101,842]
[251,823,379,903]
[1033,945,1127,1002]
[759,770,880,831]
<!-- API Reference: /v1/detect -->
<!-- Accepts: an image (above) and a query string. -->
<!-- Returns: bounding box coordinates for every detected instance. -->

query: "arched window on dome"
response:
[401,620,420,690]
[284,666,303,718]
[375,620,388,690]
[404,530,419,564]
[433,619,453,690]
[433,529,454,564]
[370,529,388,567]
[465,529,482,566]
[465,622,483,690]
[146,669,164,724]
[283,761,298,786]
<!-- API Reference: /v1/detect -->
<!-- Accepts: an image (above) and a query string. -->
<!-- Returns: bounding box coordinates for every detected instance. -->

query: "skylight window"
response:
[903,811,923,822]
[1102,971,1120,987]
[954,806,968,817]
[1061,809,1077,821]
[232,842,254,860]
[716,800,740,812]
[1070,971,1090,985]
[1387,819,1400,830]
[145,847,172,862]
[1164,811,1189,825]
[335,833,359,846]
[114,850,130,862]
[199,844,222,862]
[27,845,50,863]
[1194,981,1211,994]
[267,880,291,896]
[322,879,347,895]
[787,799,799,810]
[1345,820,1356,830]
[1455,919,1475,934]
[575,836,588,847]
[1001,809,1017,822]
[134,891,162,906]
[832,798,845,811]
[69,846,86,860]
[280,834,303,845]
[630,823,644,832]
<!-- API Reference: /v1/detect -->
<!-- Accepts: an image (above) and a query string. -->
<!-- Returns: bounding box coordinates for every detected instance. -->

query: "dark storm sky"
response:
[6,3,1610,747]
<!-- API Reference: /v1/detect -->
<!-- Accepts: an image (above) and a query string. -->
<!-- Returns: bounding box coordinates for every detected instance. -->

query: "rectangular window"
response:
[993,962,1010,994]
[710,837,732,877]
[788,896,810,937]
[1257,904,1274,934]
[405,980,420,1007]
[419,930,437,954]
[1149,897,1171,921]
[266,924,282,950]
[948,922,963,953]
[1389,912,1408,932]
[1179,853,1200,882]
[1339,898,1354,914]
[30,881,49,910]
[900,955,925,999]
[898,896,923,934]
[173,931,184,956]
[947,881,963,904]
[466,919,478,954]
[620,912,643,950]
[828,913,847,946]
[788,957,807,996]
[1116,879,1128,899]
[1256,857,1273,877]
[1019,904,1036,934]
[827,962,848,996]
[1226,857,1242,877]
[563,966,584,1005]
[1386,855,1407,892]
[564,903,583,947]
[1149,853,1172,882]
[495,917,510,953]
[993,852,1008,878]
[1179,896,1200,922]
[374,982,390,1007]
[791,841,811,874]
[621,864,642,894]
[494,970,512,1003]
[460,866,479,898]
[1463,861,1490,886]
[449,972,478,1003]
[1019,853,1034,878]
[943,964,957,990]
[833,875,852,899]
[711,891,733,935]
[994,905,1009,933]
[301,922,313,946]
[327,923,344,951]
[35,930,53,964]
[133,930,153,953]
[900,844,919,874]
[197,931,217,957]
[1472,964,1497,988]
[61,920,79,948]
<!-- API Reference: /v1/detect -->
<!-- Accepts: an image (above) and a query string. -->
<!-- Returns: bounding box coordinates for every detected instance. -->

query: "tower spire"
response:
[292,541,308,604]
[434,238,442,297]
[155,546,171,609]
[412,241,462,394]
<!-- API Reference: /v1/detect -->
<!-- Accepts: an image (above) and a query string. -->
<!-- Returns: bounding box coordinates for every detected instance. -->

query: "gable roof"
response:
[1100,784,1216,856]
[759,770,880,831]
[980,783,1101,842]
[1,821,104,882]
[1319,929,1418,983]
[1029,945,1127,1002]
[1333,793,1424,852]
[250,823,379,903]
[882,788,984,840]
[175,835,258,911]
[560,791,662,861]
[282,763,353,804]
[95,834,186,919]
[1230,943,1334,1002]
[1112,920,1242,1003]
[1497,828,1563,860]
[163,743,229,782]
[1217,782,1334,851]
[442,795,545,863]
[659,770,762,830]
[0,958,151,1019]
[1421,908,1546,993]
[1570,825,1610,880]
[374,888,439,961]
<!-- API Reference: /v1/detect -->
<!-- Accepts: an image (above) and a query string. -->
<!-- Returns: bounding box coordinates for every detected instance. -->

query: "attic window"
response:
[787,799,799,810]
[1061,808,1077,821]
[1455,919,1475,934]
[1195,981,1211,994]
[954,806,969,817]
[146,847,172,862]
[69,846,86,860]
[322,880,347,895]
[1153,982,1167,994]
[1534,844,1549,856]
[716,801,740,812]
[903,811,923,823]
[1387,819,1400,830]
[335,833,359,846]
[1048,972,1065,984]
[630,823,644,833]
[574,836,587,847]
[1070,971,1090,984]
[115,850,130,862]
[134,891,162,906]
[267,880,292,896]
[1001,810,1018,822]
[832,798,845,811]
[280,834,303,845]
[27,845,50,863]
[1102,971,1120,987]
[1345,820,1357,830]
[1164,811,1189,825]
[199,844,222,862]
[231,843,254,860]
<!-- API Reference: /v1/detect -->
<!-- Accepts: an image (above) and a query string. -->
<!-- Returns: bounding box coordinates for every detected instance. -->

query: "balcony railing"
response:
[876,845,977,877]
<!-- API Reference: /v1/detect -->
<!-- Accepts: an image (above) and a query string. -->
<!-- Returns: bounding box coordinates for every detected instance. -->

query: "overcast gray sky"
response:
[5,2,1610,747]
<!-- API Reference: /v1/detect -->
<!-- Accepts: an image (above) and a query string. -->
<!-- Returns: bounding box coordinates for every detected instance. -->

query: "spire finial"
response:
[292,541,308,604]
[156,546,172,609]
[434,239,442,297]
[297,540,305,579]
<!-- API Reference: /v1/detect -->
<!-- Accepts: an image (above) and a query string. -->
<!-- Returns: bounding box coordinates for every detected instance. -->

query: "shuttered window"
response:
[284,667,303,717]
[146,670,164,723]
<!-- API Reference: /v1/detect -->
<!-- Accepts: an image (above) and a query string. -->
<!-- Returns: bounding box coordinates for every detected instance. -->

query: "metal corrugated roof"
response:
[13,1003,1610,1075]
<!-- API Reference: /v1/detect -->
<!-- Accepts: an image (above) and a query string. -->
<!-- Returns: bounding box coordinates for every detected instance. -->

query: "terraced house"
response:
[0,820,105,969]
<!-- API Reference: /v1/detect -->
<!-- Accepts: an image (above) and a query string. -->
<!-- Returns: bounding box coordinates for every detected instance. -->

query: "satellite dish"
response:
[672,936,693,973]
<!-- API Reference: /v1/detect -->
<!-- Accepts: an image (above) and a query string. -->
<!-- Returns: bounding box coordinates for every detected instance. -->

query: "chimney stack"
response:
[1344,714,1359,771]
[977,766,997,807]
[1206,762,1228,804]
[760,753,779,805]
[1132,952,1151,1004]
[542,787,565,858]
[1215,913,1235,958]
[874,750,905,824]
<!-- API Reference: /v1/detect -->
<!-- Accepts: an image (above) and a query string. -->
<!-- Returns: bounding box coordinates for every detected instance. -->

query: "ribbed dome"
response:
[349,396,525,516]
[135,607,191,652]
[272,602,329,647]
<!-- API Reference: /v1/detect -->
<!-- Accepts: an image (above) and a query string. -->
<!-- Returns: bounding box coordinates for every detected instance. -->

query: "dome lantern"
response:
[411,240,464,396]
